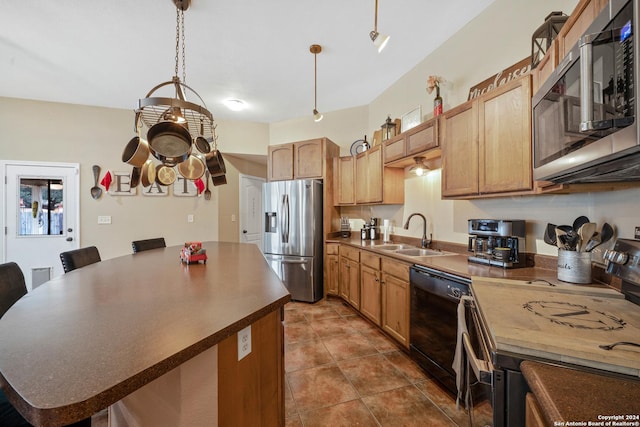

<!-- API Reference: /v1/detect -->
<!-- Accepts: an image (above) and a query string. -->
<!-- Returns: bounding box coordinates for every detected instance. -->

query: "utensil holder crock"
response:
[557,249,592,284]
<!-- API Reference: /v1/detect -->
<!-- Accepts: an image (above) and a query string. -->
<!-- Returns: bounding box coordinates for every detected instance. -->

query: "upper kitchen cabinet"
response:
[556,0,608,61]
[441,100,479,197]
[353,145,404,205]
[267,138,339,181]
[383,118,441,167]
[442,75,532,199]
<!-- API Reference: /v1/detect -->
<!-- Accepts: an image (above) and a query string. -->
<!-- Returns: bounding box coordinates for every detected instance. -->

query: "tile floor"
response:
[284,297,493,427]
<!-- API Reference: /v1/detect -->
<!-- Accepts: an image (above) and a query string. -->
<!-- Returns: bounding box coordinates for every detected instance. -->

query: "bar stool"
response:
[59,246,101,273]
[132,237,166,253]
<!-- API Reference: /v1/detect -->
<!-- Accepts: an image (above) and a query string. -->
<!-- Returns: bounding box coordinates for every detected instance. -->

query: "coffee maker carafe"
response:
[467,219,526,268]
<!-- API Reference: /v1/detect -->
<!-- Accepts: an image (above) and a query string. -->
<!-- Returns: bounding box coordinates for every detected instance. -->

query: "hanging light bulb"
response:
[310,44,323,122]
[370,0,390,53]
[409,157,428,176]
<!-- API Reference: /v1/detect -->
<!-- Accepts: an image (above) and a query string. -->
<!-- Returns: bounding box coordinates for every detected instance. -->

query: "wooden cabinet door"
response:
[381,272,409,348]
[525,393,546,427]
[335,156,355,205]
[441,101,479,197]
[326,254,340,295]
[346,259,360,309]
[367,145,383,203]
[339,257,350,301]
[268,144,293,181]
[479,76,532,194]
[355,146,383,204]
[360,265,381,326]
[406,118,438,155]
[294,139,323,178]
[557,0,607,60]
[355,152,369,204]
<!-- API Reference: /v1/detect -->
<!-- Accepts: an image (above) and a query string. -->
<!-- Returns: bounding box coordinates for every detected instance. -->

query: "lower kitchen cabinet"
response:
[339,246,360,309]
[381,258,411,349]
[525,393,546,427]
[360,252,382,326]
[325,243,340,296]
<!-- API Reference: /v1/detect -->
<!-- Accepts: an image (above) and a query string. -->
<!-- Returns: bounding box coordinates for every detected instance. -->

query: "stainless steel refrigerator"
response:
[263,179,323,303]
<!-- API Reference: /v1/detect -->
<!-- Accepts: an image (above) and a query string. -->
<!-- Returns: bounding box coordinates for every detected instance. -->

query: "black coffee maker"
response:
[467,219,526,268]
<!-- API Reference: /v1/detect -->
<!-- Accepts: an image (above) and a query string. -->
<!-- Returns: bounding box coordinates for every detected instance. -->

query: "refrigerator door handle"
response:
[281,194,290,244]
[280,259,307,264]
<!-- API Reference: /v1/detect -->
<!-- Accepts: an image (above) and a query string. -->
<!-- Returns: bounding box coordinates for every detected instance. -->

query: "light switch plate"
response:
[237,325,251,361]
[97,215,111,224]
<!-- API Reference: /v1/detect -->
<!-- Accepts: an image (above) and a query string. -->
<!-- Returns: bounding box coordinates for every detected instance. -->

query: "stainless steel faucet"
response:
[404,213,431,248]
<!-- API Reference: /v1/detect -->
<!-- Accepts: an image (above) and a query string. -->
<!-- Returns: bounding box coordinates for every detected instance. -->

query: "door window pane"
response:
[18,178,64,236]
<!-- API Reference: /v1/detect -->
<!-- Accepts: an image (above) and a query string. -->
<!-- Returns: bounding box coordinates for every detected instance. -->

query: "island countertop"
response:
[0,242,290,426]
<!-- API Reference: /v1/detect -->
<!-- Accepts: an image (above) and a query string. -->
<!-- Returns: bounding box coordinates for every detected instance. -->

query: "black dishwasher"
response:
[409,265,471,395]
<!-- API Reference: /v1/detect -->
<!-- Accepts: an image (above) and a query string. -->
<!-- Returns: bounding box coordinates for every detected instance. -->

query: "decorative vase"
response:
[433,86,443,117]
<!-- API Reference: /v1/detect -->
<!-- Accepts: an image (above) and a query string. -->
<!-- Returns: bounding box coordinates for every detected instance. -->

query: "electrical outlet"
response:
[237,325,251,361]
[635,226,640,240]
[97,215,111,224]
[187,214,194,223]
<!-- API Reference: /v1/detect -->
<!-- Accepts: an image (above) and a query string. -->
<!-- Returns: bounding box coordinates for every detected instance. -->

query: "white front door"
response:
[3,162,80,290]
[239,174,264,251]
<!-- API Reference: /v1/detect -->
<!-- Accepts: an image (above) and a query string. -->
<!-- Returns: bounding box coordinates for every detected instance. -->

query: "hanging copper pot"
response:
[205,150,226,177]
[177,155,206,180]
[130,167,141,188]
[194,136,211,154]
[211,174,227,186]
[140,159,156,187]
[155,164,177,186]
[147,121,192,167]
[122,136,150,168]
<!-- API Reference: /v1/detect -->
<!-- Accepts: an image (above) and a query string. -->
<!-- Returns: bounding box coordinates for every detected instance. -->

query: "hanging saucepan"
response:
[155,164,177,186]
[122,136,150,168]
[211,174,227,186]
[147,121,192,167]
[140,159,156,187]
[130,166,141,188]
[194,136,211,155]
[177,155,206,180]
[206,150,226,177]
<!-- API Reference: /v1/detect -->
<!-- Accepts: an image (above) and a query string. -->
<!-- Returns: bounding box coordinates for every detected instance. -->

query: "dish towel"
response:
[452,295,474,410]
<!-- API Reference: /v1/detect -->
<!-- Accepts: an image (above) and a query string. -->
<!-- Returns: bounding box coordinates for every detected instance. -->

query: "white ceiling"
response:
[0,0,495,124]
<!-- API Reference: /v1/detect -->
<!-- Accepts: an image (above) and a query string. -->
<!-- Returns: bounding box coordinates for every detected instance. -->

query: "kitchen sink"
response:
[373,244,415,251]
[394,248,456,257]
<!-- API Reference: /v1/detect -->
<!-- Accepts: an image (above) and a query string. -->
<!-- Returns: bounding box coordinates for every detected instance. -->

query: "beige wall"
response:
[0,97,270,261]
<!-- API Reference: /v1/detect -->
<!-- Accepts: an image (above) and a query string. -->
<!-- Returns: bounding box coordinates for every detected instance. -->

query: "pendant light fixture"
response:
[310,44,323,122]
[409,157,429,176]
[122,0,226,187]
[370,0,390,53]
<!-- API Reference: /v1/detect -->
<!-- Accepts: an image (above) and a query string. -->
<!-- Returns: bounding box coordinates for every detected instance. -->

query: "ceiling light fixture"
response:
[310,44,323,122]
[224,99,246,111]
[122,0,226,187]
[409,157,429,176]
[370,0,390,53]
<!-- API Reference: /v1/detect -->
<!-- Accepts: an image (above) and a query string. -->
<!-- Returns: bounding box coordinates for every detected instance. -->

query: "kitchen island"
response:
[0,242,290,427]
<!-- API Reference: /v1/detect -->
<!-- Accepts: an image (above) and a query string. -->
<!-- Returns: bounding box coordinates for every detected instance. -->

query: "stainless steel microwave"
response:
[532,0,639,184]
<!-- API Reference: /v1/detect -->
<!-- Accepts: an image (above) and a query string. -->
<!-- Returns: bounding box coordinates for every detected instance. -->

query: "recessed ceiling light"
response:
[224,99,246,111]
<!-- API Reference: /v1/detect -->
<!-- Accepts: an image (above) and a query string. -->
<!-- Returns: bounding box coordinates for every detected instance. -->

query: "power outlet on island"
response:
[237,325,251,361]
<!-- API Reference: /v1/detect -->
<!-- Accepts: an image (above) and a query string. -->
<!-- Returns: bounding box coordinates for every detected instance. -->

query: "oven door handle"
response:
[462,332,493,385]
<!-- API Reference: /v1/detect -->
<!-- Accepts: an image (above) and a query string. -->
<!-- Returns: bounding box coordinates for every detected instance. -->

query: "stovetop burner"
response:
[523,300,626,331]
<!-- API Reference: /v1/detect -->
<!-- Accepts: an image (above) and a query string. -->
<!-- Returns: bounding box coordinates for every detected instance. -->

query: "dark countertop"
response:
[0,242,290,427]
[328,236,567,284]
[521,360,640,425]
